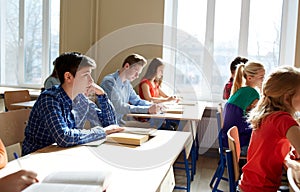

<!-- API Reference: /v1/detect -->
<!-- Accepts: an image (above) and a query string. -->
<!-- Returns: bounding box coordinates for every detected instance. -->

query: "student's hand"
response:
[86,83,106,96]
[290,148,300,160]
[104,125,124,135]
[0,170,38,192]
[148,104,164,114]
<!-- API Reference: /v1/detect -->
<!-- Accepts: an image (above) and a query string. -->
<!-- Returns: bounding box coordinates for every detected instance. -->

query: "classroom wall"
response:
[60,0,300,74]
[60,0,164,83]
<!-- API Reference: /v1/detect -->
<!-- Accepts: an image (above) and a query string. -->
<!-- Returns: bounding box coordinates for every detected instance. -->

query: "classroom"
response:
[0,0,300,192]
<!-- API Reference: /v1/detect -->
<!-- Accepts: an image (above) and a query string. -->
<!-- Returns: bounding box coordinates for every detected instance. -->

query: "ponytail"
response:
[230,64,245,96]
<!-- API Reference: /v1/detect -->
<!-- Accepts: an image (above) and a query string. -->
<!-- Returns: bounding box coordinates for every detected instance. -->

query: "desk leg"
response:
[189,120,196,179]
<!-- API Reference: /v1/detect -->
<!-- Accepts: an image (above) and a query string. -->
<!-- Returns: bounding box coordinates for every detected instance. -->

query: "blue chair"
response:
[225,150,238,192]
[209,109,228,191]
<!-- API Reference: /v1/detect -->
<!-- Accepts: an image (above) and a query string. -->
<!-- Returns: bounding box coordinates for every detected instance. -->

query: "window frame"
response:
[163,0,298,102]
[0,0,56,88]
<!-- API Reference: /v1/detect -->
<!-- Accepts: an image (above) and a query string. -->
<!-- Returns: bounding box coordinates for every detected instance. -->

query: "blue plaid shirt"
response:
[100,71,152,125]
[22,85,117,155]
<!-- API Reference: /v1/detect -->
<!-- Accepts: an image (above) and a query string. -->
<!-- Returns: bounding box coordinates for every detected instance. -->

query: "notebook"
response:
[22,171,111,192]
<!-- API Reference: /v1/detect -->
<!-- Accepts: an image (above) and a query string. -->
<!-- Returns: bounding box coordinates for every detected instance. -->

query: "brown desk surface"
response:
[0,86,41,98]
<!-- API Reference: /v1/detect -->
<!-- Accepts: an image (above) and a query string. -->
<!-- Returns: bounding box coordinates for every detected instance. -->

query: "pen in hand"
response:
[13,152,39,182]
[13,152,23,169]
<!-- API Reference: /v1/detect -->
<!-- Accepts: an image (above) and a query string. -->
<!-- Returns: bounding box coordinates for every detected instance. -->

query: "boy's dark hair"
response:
[122,53,147,67]
[54,52,96,83]
[230,56,248,73]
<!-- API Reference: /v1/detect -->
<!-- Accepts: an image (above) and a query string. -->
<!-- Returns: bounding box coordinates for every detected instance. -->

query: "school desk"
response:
[10,100,36,109]
[0,130,191,192]
[0,86,40,99]
[126,101,207,181]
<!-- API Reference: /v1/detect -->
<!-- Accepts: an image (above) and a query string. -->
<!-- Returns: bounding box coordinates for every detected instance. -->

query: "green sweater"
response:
[227,86,259,111]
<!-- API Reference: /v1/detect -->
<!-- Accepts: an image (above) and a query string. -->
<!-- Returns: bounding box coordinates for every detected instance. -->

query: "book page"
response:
[42,171,107,186]
[122,127,156,135]
[22,183,102,192]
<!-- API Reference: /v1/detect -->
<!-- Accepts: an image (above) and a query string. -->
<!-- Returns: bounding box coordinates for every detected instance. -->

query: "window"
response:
[0,0,60,88]
[163,0,298,102]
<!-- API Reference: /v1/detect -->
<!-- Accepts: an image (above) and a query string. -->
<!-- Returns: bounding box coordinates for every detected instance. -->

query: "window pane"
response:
[165,0,295,101]
[4,0,19,85]
[0,0,60,87]
[214,0,241,83]
[175,0,207,100]
[50,0,60,72]
[248,0,283,72]
[177,0,207,44]
[24,0,43,84]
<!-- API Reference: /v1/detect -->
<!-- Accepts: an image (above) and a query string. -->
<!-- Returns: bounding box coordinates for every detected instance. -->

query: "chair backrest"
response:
[4,90,31,111]
[287,167,300,192]
[227,126,241,182]
[216,111,226,164]
[225,150,237,192]
[217,103,224,128]
[0,109,31,160]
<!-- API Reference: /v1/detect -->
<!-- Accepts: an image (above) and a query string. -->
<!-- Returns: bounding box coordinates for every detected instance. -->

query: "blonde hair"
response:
[230,61,264,96]
[248,66,300,130]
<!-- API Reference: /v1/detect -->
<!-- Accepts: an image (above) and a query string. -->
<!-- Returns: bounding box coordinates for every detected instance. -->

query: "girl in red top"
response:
[239,66,300,192]
[139,58,178,103]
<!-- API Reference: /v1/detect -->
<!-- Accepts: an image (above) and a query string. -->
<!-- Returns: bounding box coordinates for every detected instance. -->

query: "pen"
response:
[13,152,23,169]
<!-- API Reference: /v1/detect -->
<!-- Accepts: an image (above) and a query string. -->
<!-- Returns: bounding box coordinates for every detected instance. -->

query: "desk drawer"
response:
[156,166,175,192]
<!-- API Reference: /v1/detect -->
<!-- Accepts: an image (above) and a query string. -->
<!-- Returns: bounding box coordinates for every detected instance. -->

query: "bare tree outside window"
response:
[0,0,60,87]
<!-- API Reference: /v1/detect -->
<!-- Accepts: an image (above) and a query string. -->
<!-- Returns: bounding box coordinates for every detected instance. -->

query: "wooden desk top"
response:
[0,86,41,98]
[0,130,191,192]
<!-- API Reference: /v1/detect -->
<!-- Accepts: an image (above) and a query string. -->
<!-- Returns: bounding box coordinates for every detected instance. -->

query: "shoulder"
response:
[264,111,297,128]
[237,86,259,96]
[263,111,298,135]
[101,72,118,85]
[140,78,150,86]
[38,86,69,105]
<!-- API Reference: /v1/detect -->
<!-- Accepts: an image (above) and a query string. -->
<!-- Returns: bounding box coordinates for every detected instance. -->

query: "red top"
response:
[223,77,233,100]
[240,111,298,192]
[139,79,159,100]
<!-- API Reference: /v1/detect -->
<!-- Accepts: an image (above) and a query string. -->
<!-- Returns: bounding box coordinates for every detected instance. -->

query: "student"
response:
[43,66,60,89]
[0,139,38,192]
[222,61,265,155]
[138,58,179,130]
[139,58,177,103]
[239,66,300,192]
[0,139,7,169]
[223,56,248,100]
[22,52,123,155]
[100,53,162,127]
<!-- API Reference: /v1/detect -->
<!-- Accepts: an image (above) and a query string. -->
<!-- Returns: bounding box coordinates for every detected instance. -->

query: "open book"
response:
[122,127,156,135]
[106,127,156,146]
[22,171,110,192]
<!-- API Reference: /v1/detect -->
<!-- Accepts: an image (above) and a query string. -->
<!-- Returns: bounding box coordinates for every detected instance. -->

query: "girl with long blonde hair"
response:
[222,61,265,155]
[240,66,300,191]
